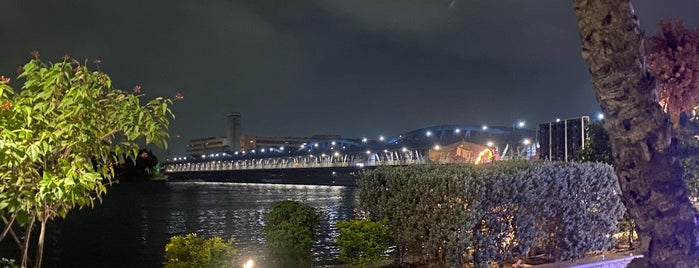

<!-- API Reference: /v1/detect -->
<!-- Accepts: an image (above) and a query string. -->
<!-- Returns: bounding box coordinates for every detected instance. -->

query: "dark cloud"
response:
[1,0,698,156]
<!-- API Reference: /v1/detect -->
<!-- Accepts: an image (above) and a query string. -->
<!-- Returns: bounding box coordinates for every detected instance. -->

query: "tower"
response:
[226,112,241,152]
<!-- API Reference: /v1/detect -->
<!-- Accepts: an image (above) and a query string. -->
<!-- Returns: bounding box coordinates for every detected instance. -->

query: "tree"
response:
[262,200,319,268]
[646,20,699,128]
[573,1,699,266]
[0,55,174,267]
[163,233,237,268]
[577,120,612,164]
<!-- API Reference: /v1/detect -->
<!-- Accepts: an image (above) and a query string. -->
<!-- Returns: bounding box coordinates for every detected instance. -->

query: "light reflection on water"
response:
[37,181,357,268]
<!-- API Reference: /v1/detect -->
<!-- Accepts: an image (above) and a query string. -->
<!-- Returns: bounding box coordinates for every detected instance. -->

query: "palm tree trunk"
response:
[573,0,699,266]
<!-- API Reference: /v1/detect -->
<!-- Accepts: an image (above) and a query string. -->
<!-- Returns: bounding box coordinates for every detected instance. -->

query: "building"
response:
[226,113,241,152]
[186,137,230,155]
[240,134,342,151]
[537,116,589,161]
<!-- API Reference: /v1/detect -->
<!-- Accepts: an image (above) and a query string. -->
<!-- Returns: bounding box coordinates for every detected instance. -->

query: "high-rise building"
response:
[538,116,589,162]
[226,112,241,152]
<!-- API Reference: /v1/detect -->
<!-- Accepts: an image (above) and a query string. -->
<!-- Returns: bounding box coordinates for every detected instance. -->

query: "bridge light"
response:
[279,147,284,150]
[260,149,265,153]
[379,136,385,141]
[331,141,336,146]
[334,152,340,157]
[482,125,488,131]
[597,113,604,120]
[401,147,408,152]
[523,139,531,145]
[518,121,526,128]
[383,149,388,153]
[426,131,432,137]
[314,143,319,147]
[362,138,368,143]
[455,128,461,133]
[366,150,371,155]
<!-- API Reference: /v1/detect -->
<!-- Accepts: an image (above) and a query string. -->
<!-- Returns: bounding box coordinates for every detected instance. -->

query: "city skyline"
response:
[2,0,698,155]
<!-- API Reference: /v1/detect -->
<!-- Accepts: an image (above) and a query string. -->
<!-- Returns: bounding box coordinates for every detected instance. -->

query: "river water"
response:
[4,181,358,268]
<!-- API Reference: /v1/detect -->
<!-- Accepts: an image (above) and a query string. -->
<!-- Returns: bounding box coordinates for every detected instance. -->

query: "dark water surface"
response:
[7,181,357,268]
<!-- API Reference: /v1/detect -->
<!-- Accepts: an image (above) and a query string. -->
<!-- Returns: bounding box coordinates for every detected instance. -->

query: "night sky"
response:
[2,0,698,156]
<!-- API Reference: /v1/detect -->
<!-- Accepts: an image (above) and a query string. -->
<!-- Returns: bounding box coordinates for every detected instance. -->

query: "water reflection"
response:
[35,181,357,268]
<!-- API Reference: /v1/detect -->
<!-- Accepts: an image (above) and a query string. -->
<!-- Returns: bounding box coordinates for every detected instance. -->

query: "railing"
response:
[164,151,428,173]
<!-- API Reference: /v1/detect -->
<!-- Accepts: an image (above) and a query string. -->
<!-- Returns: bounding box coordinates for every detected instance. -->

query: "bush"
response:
[336,219,391,267]
[359,161,624,267]
[263,200,319,268]
[163,233,236,268]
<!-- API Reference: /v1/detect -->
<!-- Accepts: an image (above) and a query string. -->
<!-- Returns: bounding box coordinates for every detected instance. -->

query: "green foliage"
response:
[577,120,612,164]
[677,119,699,199]
[336,219,391,267]
[579,118,699,199]
[359,161,625,266]
[164,233,237,268]
[263,200,319,268]
[0,57,174,265]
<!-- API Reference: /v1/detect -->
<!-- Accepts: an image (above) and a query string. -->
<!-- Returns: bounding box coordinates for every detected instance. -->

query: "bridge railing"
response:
[164,157,427,173]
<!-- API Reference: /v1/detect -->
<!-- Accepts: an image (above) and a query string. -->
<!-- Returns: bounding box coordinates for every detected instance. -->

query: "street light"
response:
[597,113,604,120]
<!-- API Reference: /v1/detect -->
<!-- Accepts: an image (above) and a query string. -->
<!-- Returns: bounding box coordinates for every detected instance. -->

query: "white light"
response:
[215,154,219,157]
[242,151,246,154]
[202,155,206,158]
[234,152,239,155]
[332,171,337,175]
[362,138,368,143]
[426,131,432,137]
[455,129,461,133]
[523,139,531,145]
[556,118,561,122]
[279,147,284,150]
[434,145,440,150]
[243,258,254,268]
[314,143,319,147]
[261,149,265,153]
[334,152,340,157]
[383,149,388,153]
[331,141,336,146]
[379,136,385,141]
[487,141,494,147]
[598,113,604,120]
[482,125,488,130]
[518,121,526,128]
[251,150,256,153]
[401,147,408,152]
[321,153,326,157]
[366,150,371,155]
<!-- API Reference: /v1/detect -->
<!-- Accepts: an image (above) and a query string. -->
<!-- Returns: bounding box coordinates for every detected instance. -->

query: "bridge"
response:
[163,124,537,185]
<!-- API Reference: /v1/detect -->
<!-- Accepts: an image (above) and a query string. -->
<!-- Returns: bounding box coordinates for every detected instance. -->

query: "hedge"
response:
[358,161,624,267]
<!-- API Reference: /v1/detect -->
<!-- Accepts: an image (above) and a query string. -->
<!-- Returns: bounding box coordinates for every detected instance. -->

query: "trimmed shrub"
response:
[336,219,391,267]
[163,233,236,268]
[358,161,624,267]
[263,200,319,268]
